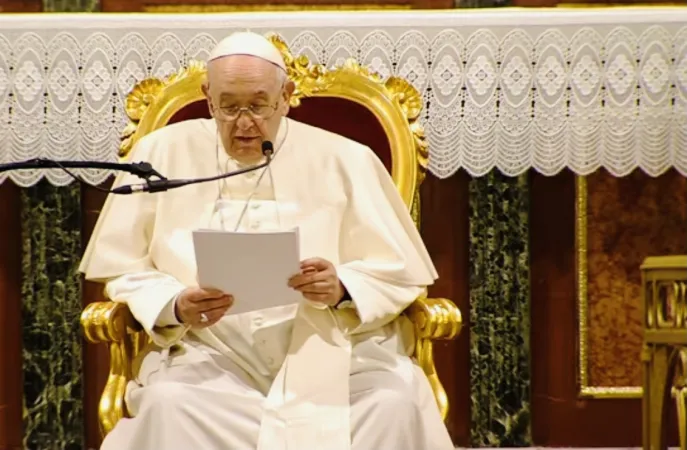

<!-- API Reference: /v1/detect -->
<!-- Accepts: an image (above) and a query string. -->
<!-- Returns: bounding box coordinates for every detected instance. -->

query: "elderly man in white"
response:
[80,31,454,450]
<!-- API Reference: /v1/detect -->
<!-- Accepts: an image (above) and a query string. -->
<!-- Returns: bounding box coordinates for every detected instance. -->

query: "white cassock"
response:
[80,116,454,450]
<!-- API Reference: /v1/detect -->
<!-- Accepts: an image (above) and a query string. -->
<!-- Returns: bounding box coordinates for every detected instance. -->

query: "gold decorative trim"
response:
[576,176,642,398]
[120,60,207,157]
[144,4,411,12]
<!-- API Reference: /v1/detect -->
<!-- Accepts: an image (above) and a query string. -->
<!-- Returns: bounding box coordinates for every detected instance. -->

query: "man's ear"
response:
[202,80,214,117]
[281,80,296,114]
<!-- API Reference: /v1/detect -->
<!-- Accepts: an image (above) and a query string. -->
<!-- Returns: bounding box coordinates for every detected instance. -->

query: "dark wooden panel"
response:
[0,182,24,450]
[420,171,471,447]
[0,0,41,12]
[81,180,114,450]
[529,170,679,446]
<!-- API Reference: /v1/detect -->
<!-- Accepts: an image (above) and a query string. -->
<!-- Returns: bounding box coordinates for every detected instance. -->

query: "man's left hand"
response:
[288,257,344,306]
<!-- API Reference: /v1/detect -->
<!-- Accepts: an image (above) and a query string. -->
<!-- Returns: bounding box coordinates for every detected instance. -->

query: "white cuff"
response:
[155,292,182,327]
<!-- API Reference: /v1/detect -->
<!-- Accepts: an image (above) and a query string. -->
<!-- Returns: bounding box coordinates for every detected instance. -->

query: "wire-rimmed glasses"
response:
[213,103,278,122]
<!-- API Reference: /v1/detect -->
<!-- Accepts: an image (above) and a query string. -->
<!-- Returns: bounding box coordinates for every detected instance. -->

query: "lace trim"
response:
[0,9,685,185]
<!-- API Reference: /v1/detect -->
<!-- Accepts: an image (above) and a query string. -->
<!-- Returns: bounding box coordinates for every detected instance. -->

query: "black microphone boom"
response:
[111,140,275,195]
[0,158,167,180]
[0,141,275,196]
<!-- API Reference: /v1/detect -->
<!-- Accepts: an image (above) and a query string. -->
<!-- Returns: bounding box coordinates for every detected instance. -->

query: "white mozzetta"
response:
[0,8,686,186]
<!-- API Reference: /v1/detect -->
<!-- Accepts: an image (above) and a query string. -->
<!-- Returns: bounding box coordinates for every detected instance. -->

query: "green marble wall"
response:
[42,0,99,11]
[455,0,510,8]
[21,182,83,450]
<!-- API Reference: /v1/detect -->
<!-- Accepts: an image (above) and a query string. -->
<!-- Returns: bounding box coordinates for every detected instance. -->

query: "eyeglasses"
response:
[214,103,278,122]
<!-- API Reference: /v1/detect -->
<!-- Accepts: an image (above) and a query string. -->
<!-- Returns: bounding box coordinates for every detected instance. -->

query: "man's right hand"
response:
[174,287,233,328]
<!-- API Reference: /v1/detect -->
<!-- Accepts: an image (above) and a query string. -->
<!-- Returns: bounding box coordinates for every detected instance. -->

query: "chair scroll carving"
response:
[80,33,461,438]
[641,255,687,450]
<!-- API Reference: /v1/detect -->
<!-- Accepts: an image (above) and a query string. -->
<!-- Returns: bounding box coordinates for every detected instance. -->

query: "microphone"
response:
[112,140,275,195]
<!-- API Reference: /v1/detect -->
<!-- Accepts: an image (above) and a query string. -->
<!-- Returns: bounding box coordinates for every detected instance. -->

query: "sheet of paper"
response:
[192,228,302,315]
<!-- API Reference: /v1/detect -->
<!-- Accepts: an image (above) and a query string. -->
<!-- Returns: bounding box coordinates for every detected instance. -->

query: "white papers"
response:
[192,228,302,315]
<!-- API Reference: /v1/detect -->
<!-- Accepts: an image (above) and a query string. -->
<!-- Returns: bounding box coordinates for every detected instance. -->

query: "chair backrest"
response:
[119,34,428,221]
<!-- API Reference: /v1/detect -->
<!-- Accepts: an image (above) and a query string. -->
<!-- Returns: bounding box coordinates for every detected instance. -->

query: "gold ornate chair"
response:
[80,34,462,438]
[641,255,687,450]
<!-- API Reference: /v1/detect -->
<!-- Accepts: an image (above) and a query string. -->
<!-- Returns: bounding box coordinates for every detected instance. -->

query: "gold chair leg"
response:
[415,336,449,421]
[643,344,671,450]
[676,348,687,450]
[675,386,686,450]
[98,331,147,437]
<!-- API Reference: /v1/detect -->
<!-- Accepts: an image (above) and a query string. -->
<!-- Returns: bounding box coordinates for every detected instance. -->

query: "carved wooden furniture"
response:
[80,34,462,437]
[641,255,687,450]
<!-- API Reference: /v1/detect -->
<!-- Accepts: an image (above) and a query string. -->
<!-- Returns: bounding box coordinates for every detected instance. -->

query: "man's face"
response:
[203,55,293,163]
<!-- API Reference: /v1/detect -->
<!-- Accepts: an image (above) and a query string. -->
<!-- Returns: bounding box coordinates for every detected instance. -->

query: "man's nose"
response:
[236,111,256,130]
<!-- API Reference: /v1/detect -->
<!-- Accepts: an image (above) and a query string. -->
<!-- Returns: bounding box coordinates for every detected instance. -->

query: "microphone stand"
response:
[0,141,275,195]
[0,158,167,183]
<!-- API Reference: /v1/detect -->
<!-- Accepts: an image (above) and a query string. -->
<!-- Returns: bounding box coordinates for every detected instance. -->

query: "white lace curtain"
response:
[1,9,686,186]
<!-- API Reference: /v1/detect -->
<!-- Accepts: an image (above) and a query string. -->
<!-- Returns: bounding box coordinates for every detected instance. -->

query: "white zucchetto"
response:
[208,31,287,71]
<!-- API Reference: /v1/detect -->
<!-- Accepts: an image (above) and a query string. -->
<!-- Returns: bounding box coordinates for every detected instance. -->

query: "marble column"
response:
[43,0,99,11]
[451,0,532,445]
[468,172,531,446]
[455,0,511,7]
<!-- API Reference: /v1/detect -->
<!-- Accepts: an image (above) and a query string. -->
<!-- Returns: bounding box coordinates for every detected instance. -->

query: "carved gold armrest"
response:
[80,302,145,437]
[405,297,462,421]
[407,296,462,341]
[81,301,142,344]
